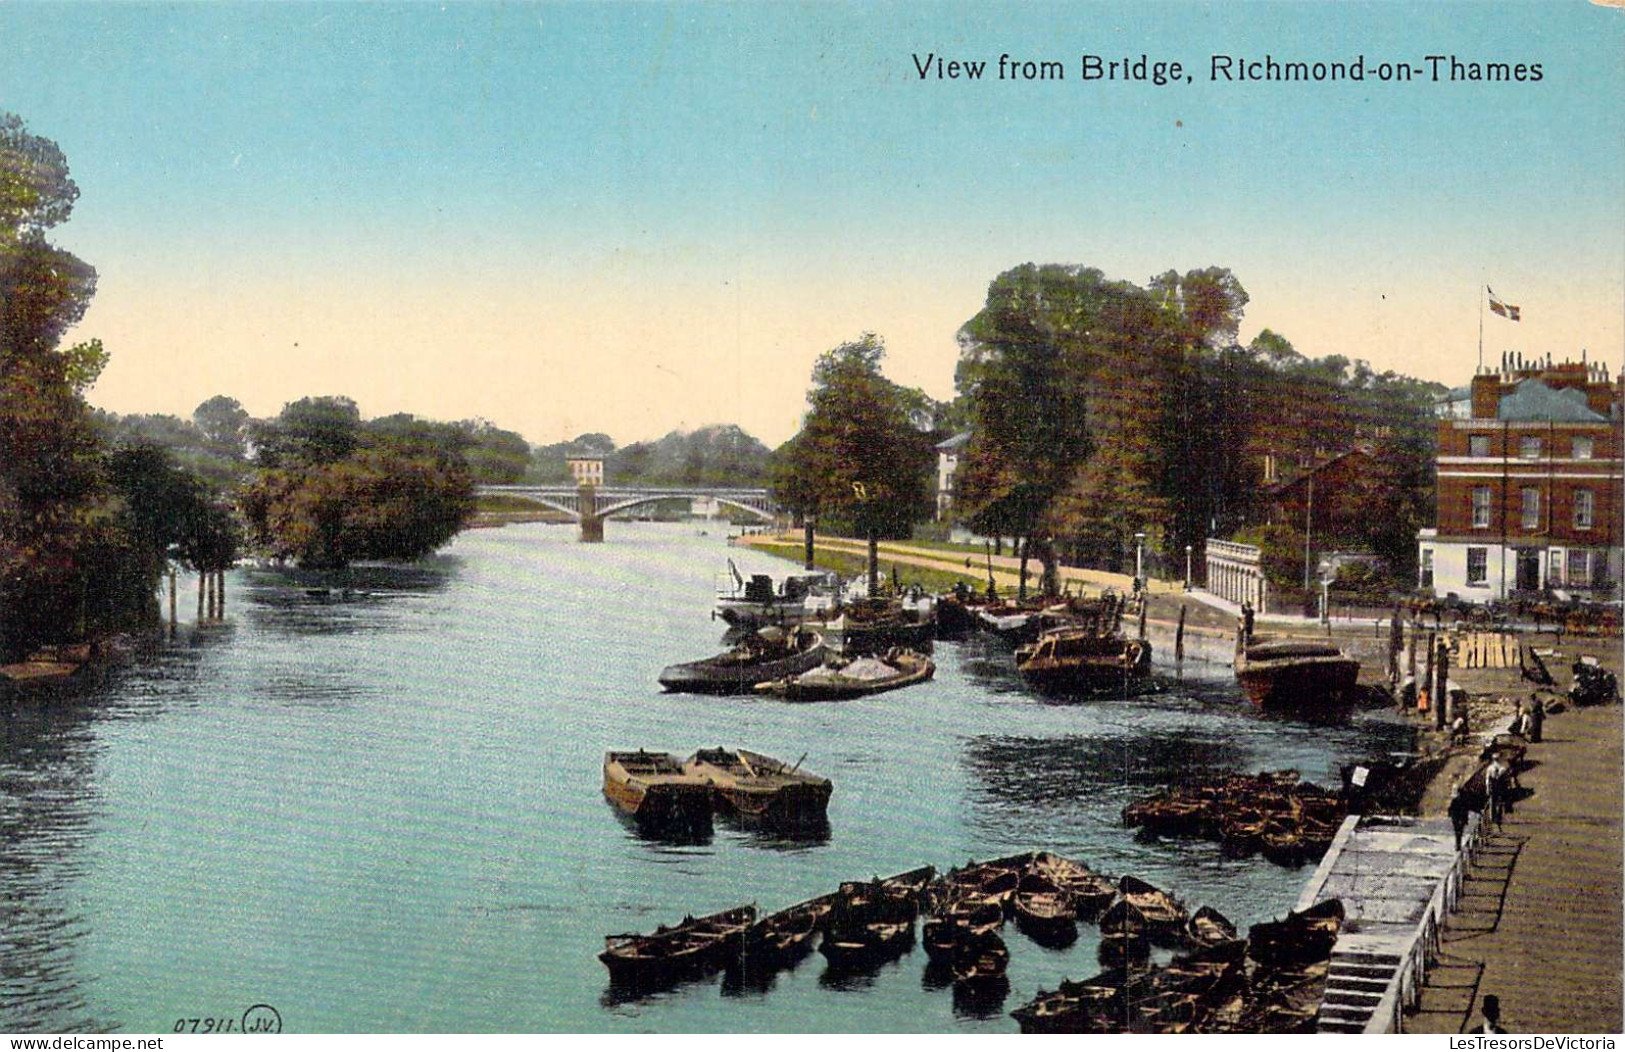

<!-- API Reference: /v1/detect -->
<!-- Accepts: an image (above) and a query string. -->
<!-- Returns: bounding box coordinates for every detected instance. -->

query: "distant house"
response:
[1418,355,1622,600]
[1432,385,1474,420]
[1262,446,1376,544]
[567,456,604,488]
[935,431,971,520]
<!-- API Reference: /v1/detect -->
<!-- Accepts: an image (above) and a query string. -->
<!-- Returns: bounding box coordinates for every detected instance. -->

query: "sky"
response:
[3,1,1622,447]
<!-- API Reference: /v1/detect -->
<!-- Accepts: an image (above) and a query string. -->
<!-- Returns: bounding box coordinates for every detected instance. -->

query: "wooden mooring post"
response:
[1435,640,1450,731]
[1175,604,1186,669]
[1422,631,1436,715]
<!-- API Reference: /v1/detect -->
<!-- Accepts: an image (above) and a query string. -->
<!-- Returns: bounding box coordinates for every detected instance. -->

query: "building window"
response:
[1519,436,1542,459]
[1568,549,1590,585]
[1420,549,1434,589]
[1471,487,1491,528]
[1262,454,1277,483]
[1521,487,1540,530]
[1469,434,1491,457]
[1549,550,1565,586]
[1573,436,1594,460]
[1575,489,1594,530]
[1467,547,1488,585]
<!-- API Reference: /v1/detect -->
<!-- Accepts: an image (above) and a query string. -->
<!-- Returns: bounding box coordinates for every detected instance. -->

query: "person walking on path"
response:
[1448,781,1475,851]
[1470,994,1507,1034]
[1485,755,1511,830]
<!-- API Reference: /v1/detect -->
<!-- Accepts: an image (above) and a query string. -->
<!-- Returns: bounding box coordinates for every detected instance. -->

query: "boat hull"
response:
[772,655,936,702]
[600,906,756,988]
[1235,655,1360,709]
[714,781,833,826]
[658,643,826,694]
[602,753,714,836]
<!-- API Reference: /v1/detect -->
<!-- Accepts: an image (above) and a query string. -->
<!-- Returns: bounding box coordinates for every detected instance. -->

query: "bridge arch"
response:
[481,492,581,518]
[594,493,776,522]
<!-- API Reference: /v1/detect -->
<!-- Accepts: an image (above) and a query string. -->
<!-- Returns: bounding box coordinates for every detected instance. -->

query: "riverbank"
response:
[736,530,1410,672]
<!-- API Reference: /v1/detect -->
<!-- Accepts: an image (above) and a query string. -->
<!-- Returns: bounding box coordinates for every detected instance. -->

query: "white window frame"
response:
[1519,435,1542,460]
[1471,487,1492,529]
[1521,487,1540,530]
[1568,549,1590,584]
[1575,489,1594,530]
[1469,434,1491,457]
[1467,547,1489,585]
[1573,436,1594,460]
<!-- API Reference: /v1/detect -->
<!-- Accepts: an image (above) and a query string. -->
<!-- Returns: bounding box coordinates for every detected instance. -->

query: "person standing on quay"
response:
[1470,994,1507,1034]
[1528,695,1545,743]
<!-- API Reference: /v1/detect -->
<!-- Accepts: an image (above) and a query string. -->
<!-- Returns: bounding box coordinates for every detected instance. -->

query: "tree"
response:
[240,449,473,568]
[0,112,107,657]
[250,395,362,467]
[770,335,934,590]
[954,265,1105,594]
[193,395,250,457]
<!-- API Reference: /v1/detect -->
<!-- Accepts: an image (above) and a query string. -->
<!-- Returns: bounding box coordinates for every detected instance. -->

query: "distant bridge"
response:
[477,484,779,541]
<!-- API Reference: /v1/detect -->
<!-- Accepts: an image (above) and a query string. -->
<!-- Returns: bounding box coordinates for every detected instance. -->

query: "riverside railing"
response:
[1299,809,1486,1034]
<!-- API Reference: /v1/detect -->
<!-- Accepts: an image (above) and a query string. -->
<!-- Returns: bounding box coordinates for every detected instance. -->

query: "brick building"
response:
[1417,355,1622,601]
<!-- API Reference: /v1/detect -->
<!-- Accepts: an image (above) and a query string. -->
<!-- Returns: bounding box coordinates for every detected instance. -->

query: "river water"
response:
[1,523,1413,1033]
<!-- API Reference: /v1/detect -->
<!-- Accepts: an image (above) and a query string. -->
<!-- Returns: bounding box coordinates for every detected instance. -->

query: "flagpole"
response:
[1478,283,1485,373]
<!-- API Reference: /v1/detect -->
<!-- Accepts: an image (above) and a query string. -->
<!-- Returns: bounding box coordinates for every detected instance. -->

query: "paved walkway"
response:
[1406,703,1623,1034]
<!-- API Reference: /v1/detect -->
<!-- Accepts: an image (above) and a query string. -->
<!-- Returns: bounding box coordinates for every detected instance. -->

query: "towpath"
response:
[1405,701,1623,1034]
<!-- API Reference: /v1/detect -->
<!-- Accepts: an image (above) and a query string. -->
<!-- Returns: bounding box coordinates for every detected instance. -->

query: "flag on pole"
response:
[1487,287,1521,321]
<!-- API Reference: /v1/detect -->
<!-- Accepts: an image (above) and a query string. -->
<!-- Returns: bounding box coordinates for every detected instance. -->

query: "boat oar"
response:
[787,752,808,776]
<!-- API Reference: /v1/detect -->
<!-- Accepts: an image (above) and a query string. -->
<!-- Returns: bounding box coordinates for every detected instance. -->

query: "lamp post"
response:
[1318,558,1332,626]
[1184,544,1193,591]
[1134,531,1147,592]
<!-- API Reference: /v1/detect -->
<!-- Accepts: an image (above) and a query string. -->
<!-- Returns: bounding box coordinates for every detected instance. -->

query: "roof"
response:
[1262,446,1372,497]
[1496,378,1607,423]
[936,430,972,453]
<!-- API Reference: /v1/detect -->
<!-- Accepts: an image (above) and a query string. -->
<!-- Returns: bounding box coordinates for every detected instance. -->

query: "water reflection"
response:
[0,703,106,1032]
[963,733,1255,801]
[950,976,1010,1019]
[731,820,832,851]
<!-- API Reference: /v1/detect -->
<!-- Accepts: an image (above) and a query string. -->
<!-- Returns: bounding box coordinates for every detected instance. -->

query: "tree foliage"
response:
[240,450,473,569]
[769,334,934,539]
[953,262,1440,585]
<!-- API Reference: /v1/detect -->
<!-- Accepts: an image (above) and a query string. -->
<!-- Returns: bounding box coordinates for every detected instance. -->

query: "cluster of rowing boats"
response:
[1012,898,1346,1033]
[602,748,832,837]
[599,865,936,995]
[599,849,1316,1020]
[1121,769,1348,868]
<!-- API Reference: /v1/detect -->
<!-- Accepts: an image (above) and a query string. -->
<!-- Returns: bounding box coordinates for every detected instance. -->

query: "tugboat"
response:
[713,562,838,629]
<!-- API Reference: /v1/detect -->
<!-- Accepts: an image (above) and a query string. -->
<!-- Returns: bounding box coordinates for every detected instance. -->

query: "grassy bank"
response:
[749,540,986,594]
